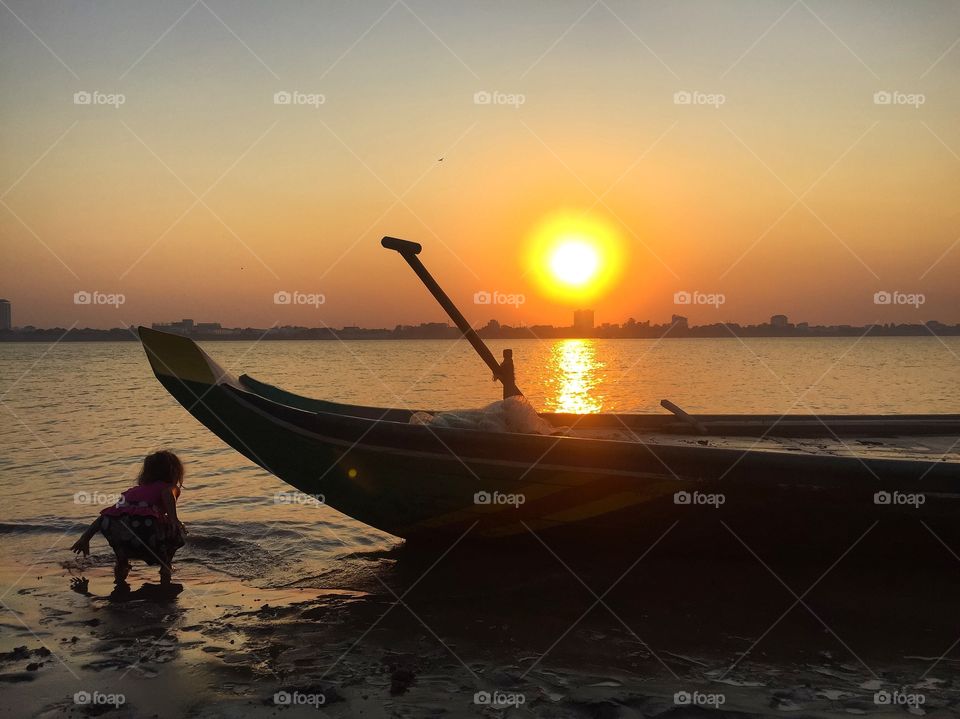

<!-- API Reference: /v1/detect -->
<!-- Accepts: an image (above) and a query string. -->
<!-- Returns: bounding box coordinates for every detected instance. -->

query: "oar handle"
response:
[381,237,422,255]
[381,236,522,396]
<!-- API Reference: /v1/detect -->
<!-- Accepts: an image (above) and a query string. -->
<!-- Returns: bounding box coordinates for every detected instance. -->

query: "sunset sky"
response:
[1,0,958,330]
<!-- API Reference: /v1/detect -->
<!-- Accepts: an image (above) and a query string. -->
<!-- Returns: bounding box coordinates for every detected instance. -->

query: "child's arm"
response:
[71,517,102,556]
[160,486,182,538]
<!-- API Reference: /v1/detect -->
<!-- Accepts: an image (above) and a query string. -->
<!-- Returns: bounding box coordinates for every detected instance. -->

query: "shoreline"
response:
[3,332,960,343]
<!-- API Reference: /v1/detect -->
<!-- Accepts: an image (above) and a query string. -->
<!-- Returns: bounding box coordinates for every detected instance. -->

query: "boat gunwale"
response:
[237,373,960,436]
[224,384,682,482]
[220,383,953,489]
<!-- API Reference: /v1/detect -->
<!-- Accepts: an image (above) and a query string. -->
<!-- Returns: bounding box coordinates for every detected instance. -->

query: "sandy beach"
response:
[3,535,959,718]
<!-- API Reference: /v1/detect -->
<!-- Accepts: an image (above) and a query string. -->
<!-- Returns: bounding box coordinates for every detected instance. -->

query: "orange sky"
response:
[1,0,958,329]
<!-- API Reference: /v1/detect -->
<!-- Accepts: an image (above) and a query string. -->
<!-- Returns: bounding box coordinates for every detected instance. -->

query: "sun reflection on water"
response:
[546,339,604,414]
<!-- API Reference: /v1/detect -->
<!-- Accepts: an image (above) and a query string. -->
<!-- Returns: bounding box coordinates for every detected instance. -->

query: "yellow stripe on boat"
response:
[473,491,660,538]
[541,490,654,523]
[481,518,558,537]
[397,481,567,532]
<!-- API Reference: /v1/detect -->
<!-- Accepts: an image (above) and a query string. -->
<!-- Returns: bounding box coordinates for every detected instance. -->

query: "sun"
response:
[549,240,600,287]
[527,211,624,302]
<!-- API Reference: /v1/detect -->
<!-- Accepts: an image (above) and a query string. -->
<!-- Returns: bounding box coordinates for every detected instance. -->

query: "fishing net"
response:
[409,395,558,435]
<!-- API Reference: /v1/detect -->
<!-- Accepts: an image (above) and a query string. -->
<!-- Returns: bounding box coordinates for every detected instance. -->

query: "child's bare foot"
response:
[71,539,90,557]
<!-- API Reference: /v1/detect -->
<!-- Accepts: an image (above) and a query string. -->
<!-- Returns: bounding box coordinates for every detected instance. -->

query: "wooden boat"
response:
[138,326,960,557]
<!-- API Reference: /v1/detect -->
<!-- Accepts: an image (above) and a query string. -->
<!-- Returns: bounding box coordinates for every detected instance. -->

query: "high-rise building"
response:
[0,299,10,331]
[671,314,688,329]
[573,309,594,333]
[770,314,789,328]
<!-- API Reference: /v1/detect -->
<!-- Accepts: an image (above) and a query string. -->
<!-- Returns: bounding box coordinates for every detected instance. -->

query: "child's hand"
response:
[71,539,90,557]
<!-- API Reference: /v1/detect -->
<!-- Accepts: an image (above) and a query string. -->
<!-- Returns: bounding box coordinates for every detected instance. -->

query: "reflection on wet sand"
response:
[215,540,960,716]
[4,537,958,718]
[545,339,604,414]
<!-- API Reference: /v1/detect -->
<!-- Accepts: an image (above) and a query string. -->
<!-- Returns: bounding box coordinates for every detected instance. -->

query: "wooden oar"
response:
[661,399,709,435]
[381,236,522,397]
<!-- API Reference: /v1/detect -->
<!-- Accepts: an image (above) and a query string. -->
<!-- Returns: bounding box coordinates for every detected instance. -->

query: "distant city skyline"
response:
[2,303,958,341]
[0,292,956,332]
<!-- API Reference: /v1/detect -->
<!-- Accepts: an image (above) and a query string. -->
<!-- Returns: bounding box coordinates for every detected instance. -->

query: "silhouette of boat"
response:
[138,326,960,556]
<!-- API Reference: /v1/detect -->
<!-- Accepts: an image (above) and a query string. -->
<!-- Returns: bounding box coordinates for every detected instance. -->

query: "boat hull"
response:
[138,327,960,558]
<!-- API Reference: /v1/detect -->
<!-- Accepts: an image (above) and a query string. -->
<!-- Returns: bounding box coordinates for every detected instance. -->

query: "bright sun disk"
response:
[526,210,625,302]
[549,240,600,286]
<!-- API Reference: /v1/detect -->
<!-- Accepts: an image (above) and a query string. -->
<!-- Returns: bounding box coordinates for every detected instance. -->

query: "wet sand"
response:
[2,534,959,718]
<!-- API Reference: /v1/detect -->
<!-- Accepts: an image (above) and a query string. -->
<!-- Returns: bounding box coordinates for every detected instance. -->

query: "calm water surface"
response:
[1,337,958,585]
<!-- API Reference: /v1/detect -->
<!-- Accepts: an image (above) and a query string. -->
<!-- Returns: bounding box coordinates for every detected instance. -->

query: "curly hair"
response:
[136,450,184,490]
